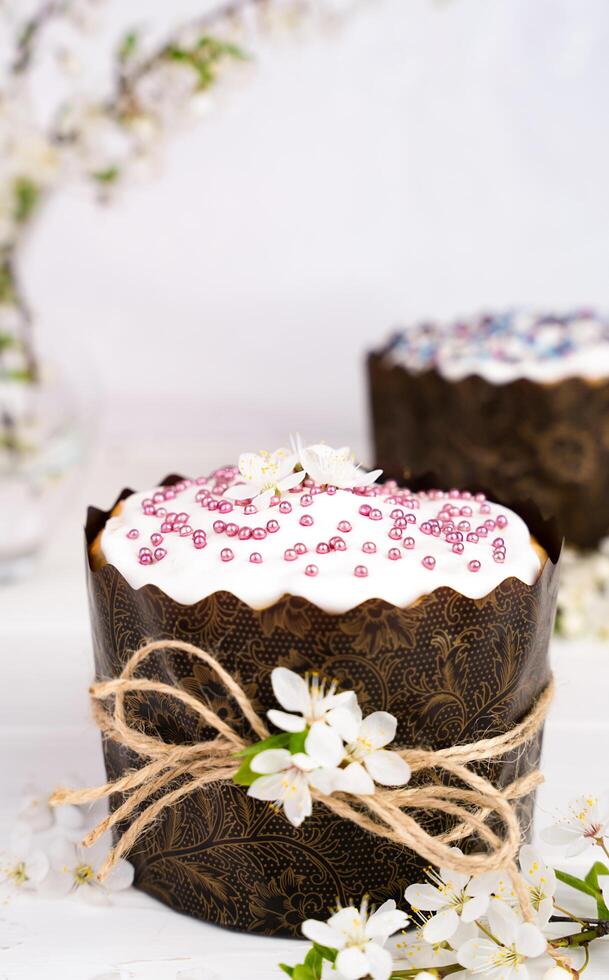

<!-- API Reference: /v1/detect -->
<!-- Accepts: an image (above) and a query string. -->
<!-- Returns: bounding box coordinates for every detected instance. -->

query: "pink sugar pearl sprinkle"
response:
[305,564,318,577]
[422,555,435,570]
[354,565,368,577]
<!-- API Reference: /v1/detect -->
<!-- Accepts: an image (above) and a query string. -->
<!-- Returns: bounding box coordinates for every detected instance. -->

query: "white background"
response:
[23,0,609,452]
[3,1,609,977]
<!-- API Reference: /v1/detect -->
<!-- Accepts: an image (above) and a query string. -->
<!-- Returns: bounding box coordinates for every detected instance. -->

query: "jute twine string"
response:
[50,639,554,922]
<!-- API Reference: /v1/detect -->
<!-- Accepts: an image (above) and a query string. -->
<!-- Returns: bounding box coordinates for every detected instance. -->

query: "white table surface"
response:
[1,443,609,980]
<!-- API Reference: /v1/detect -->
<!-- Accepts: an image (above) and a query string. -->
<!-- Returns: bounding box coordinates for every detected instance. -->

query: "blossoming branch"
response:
[279,793,609,979]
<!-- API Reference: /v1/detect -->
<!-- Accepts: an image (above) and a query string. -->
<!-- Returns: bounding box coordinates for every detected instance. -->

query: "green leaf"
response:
[238,732,291,759]
[14,177,39,223]
[313,942,338,964]
[292,966,315,980]
[289,730,308,755]
[232,757,259,787]
[0,332,16,353]
[167,35,247,93]
[304,947,322,978]
[0,262,16,304]
[279,966,294,978]
[118,30,138,62]
[4,368,34,383]
[93,166,120,185]
[556,868,600,900]
[585,861,609,919]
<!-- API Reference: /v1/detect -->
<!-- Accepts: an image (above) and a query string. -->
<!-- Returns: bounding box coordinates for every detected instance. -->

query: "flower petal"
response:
[422,907,459,944]
[356,711,397,751]
[54,803,85,830]
[48,836,77,872]
[461,892,489,923]
[457,937,497,970]
[224,481,259,501]
[354,469,383,486]
[516,921,547,958]
[247,772,287,801]
[305,721,345,768]
[26,850,50,885]
[335,945,370,980]
[301,919,345,949]
[365,907,409,939]
[271,667,310,714]
[363,941,394,980]
[487,900,518,949]
[566,836,593,857]
[329,906,363,936]
[307,766,340,795]
[250,749,293,774]
[335,762,375,796]
[364,750,411,787]
[326,701,362,743]
[266,709,306,733]
[253,489,273,511]
[404,882,445,912]
[104,858,134,891]
[540,824,581,846]
[277,470,306,492]
[283,782,312,827]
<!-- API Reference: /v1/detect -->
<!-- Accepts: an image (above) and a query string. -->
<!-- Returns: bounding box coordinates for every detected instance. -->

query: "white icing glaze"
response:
[385,310,609,384]
[98,469,543,614]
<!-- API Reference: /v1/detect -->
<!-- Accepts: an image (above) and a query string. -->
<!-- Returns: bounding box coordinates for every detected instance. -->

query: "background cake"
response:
[85,445,559,936]
[368,309,609,549]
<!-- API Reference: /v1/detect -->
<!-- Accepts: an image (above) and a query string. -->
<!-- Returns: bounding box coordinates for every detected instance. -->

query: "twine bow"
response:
[51,639,554,921]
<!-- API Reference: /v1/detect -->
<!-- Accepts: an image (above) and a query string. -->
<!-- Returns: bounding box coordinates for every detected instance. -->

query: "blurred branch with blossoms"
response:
[556,543,609,641]
[0,0,360,452]
[280,792,609,979]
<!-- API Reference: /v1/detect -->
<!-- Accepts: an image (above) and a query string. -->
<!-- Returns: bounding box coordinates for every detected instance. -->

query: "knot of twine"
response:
[51,639,554,922]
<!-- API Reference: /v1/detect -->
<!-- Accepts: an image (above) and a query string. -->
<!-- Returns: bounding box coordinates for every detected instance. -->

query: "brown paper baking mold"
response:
[84,477,561,936]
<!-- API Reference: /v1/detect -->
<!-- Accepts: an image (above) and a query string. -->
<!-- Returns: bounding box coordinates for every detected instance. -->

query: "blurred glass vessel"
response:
[0,352,96,581]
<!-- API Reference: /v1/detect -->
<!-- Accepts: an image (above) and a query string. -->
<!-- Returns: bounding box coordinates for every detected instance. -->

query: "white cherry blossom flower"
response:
[0,826,50,896]
[247,749,340,828]
[541,793,609,856]
[391,924,463,973]
[339,711,411,795]
[457,902,546,979]
[519,846,556,929]
[18,779,84,833]
[404,849,492,943]
[47,835,134,902]
[302,897,409,980]
[298,441,382,489]
[479,846,557,930]
[543,968,575,979]
[224,448,304,509]
[267,667,361,763]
